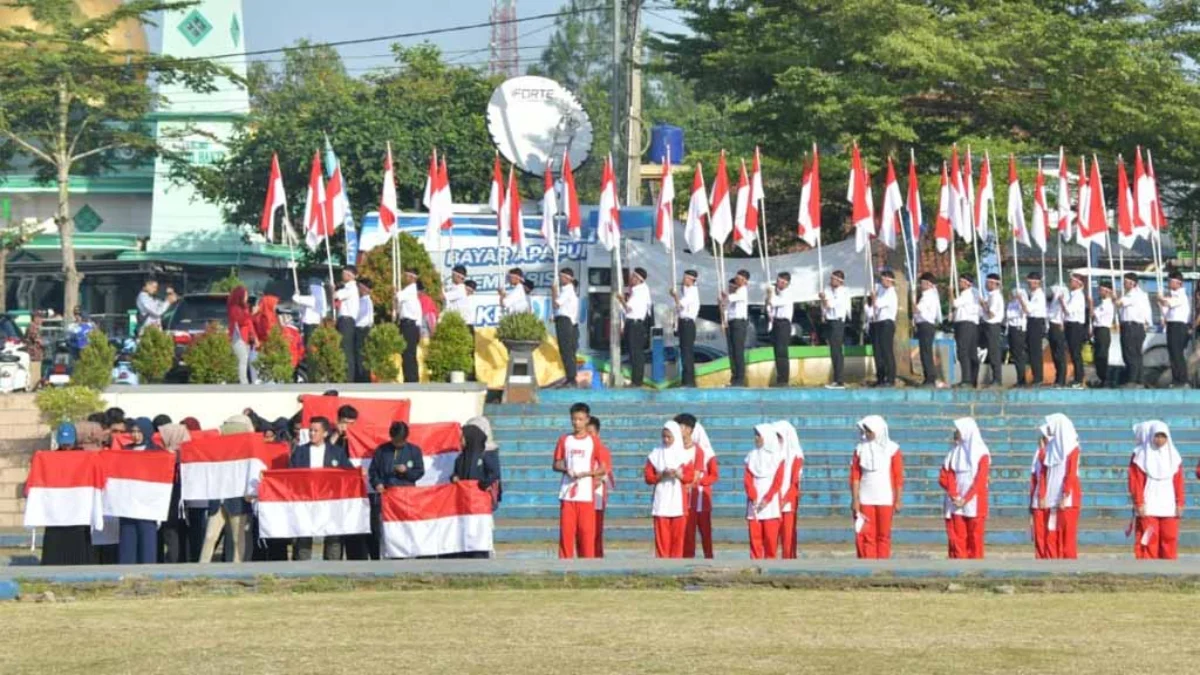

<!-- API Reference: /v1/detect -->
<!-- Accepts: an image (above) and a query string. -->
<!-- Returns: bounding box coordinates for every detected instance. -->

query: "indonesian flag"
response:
[655,150,675,250]
[949,145,971,241]
[300,394,411,461]
[879,157,902,250]
[438,156,453,232]
[490,153,505,244]
[1080,155,1108,250]
[23,451,105,528]
[101,450,175,522]
[848,143,874,252]
[407,421,465,486]
[905,150,921,248]
[303,151,329,251]
[381,480,494,558]
[507,164,525,251]
[179,433,289,501]
[562,151,582,239]
[749,147,765,239]
[256,468,370,539]
[965,147,980,235]
[1075,155,1091,246]
[422,149,443,247]
[597,154,621,251]
[975,152,995,236]
[934,162,952,254]
[684,163,709,253]
[542,162,558,251]
[1134,148,1154,237]
[1031,160,1050,252]
[1142,148,1168,235]
[797,145,821,247]
[379,142,399,236]
[260,153,288,239]
[1056,148,1073,241]
[325,164,349,239]
[733,159,756,254]
[708,151,733,245]
[1007,154,1030,248]
[1117,156,1138,249]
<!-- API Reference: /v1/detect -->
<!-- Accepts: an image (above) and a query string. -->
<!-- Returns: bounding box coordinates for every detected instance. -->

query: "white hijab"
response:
[1132,420,1182,480]
[693,421,715,463]
[1040,413,1079,467]
[648,420,688,473]
[773,420,803,461]
[945,417,990,473]
[745,423,782,478]
[855,415,897,471]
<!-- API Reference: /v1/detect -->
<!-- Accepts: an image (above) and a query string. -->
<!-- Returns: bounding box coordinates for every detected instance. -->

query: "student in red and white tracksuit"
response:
[1128,420,1184,560]
[850,415,903,559]
[744,423,785,559]
[939,417,991,559]
[773,421,804,559]
[679,417,718,559]
[553,404,609,559]
[1029,413,1081,559]
[590,417,614,558]
[645,420,695,558]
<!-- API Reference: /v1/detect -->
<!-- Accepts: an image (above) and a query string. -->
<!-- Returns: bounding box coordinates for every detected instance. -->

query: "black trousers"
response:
[625,319,647,386]
[1121,322,1146,386]
[678,319,697,387]
[982,322,1003,385]
[294,536,342,561]
[555,316,578,385]
[871,320,895,385]
[1008,327,1028,387]
[1026,319,1046,385]
[344,495,382,560]
[303,323,316,347]
[1065,322,1086,385]
[1048,323,1067,385]
[1093,326,1112,385]
[826,319,846,385]
[400,319,420,383]
[771,318,791,385]
[954,321,979,387]
[355,326,371,382]
[336,316,357,383]
[1167,321,1189,385]
[916,322,937,385]
[727,319,748,386]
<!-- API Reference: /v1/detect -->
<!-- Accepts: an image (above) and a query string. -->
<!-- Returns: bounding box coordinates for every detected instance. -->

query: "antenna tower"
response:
[489,0,519,77]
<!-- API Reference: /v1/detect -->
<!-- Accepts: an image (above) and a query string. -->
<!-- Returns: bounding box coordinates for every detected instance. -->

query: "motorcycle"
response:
[0,340,32,393]
[111,338,139,386]
[46,338,73,387]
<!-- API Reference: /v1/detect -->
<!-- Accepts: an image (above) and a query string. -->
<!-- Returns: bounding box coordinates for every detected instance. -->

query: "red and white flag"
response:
[562,152,582,239]
[708,151,733,246]
[101,450,176,522]
[300,395,411,461]
[1007,154,1030,248]
[422,149,444,247]
[934,162,952,254]
[325,164,349,238]
[1143,149,1168,235]
[905,150,922,249]
[381,481,495,558]
[542,162,558,250]
[1080,155,1108,250]
[749,147,765,242]
[179,433,289,502]
[733,159,756,254]
[1056,148,1073,242]
[490,153,506,245]
[965,147,981,235]
[684,163,709,253]
[1075,155,1091,246]
[23,451,104,529]
[975,152,995,236]
[848,143,875,252]
[597,154,621,251]
[655,150,675,250]
[1117,156,1138,249]
[879,157,903,250]
[303,151,329,251]
[438,156,454,232]
[407,422,465,486]
[260,153,288,240]
[379,143,399,237]
[506,165,525,251]
[949,145,970,241]
[797,144,821,248]
[256,468,370,539]
[1031,160,1050,252]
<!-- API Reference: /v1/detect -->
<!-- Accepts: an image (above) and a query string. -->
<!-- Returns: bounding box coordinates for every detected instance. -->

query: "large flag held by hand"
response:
[542,162,558,251]
[684,163,709,253]
[1056,147,1073,242]
[848,143,874,252]
[975,152,995,236]
[733,159,755,254]
[709,151,733,246]
[260,153,288,240]
[949,145,970,241]
[257,468,370,539]
[303,151,329,251]
[879,157,903,250]
[1031,160,1050,252]
[797,145,821,248]
[562,152,581,239]
[379,143,398,237]
[905,151,922,250]
[490,153,505,245]
[1007,155,1030,248]
[655,151,675,250]
[597,155,621,251]
[1117,156,1138,249]
[935,162,952,254]
[506,165,525,251]
[1080,155,1108,250]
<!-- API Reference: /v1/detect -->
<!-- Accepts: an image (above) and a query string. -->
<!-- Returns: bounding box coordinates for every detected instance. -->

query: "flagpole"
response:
[323,233,336,316]
[900,211,916,310]
[283,215,299,296]
[949,229,958,302]
[991,204,1004,292]
[1010,215,1020,292]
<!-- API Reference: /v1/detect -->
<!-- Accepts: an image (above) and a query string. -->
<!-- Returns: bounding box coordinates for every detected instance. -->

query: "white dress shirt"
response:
[356,295,374,328]
[555,283,579,325]
[1093,297,1115,329]
[726,285,749,320]
[870,285,897,323]
[309,443,327,469]
[983,289,1005,325]
[625,283,651,321]
[823,285,850,321]
[1063,288,1086,324]
[444,283,472,322]
[1005,298,1027,330]
[1047,288,1065,325]
[1118,287,1152,326]
[294,294,323,326]
[397,283,422,322]
[915,287,942,325]
[1163,287,1191,324]
[1025,287,1047,319]
[678,285,700,321]
[952,289,981,323]
[335,283,359,320]
[769,286,793,321]
[503,284,529,314]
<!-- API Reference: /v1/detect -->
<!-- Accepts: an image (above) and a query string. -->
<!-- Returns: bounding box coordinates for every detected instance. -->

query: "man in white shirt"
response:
[868,269,899,387]
[1018,271,1048,386]
[821,270,851,389]
[442,264,472,324]
[1004,284,1028,387]
[552,268,580,387]
[497,267,530,315]
[981,273,1005,387]
[293,281,326,346]
[670,269,701,387]
[952,273,981,388]
[136,278,176,335]
[722,269,751,387]
[1118,271,1151,387]
[1158,269,1191,388]
[355,279,375,383]
[914,272,942,387]
[1046,282,1068,386]
[1062,272,1088,388]
[767,271,794,387]
[622,267,652,387]
[395,268,422,383]
[290,417,350,561]
[1092,279,1116,387]
[334,266,361,384]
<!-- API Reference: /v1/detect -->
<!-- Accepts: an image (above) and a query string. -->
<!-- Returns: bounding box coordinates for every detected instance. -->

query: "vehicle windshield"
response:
[164,298,230,330]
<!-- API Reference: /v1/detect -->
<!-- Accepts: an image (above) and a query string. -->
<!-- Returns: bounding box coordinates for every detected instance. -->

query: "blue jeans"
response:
[118,518,158,565]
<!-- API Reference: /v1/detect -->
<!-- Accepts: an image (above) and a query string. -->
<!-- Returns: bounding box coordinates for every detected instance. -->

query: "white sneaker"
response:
[824,383,845,390]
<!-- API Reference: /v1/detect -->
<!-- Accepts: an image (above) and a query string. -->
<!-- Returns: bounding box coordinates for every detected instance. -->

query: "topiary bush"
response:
[307,321,347,383]
[131,325,174,384]
[183,324,239,384]
[426,312,474,381]
[35,386,105,427]
[362,323,405,383]
[209,271,245,293]
[497,311,547,343]
[256,326,295,384]
[74,330,116,391]
[358,232,441,318]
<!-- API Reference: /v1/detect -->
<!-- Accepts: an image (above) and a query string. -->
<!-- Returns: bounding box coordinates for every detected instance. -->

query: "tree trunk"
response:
[0,247,7,314]
[56,76,81,318]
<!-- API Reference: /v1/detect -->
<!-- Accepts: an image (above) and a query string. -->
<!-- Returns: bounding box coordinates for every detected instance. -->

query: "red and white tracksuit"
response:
[645,453,695,559]
[779,453,804,559]
[1029,446,1081,559]
[744,461,785,560]
[939,456,990,559]
[555,433,607,559]
[593,441,614,558]
[684,446,719,559]
[1129,461,1184,560]
[851,449,903,559]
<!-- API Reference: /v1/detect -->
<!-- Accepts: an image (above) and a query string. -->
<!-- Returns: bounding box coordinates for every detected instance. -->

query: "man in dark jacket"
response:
[368,422,425,557]
[290,417,350,561]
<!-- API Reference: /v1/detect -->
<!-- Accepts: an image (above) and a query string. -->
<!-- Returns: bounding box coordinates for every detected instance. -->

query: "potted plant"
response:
[306,321,348,383]
[183,324,239,384]
[426,312,474,383]
[362,323,405,383]
[73,330,117,391]
[256,326,296,384]
[131,325,175,384]
[496,312,547,352]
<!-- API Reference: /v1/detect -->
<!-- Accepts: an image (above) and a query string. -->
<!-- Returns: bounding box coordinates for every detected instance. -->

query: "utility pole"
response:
[625,0,643,207]
[609,0,625,388]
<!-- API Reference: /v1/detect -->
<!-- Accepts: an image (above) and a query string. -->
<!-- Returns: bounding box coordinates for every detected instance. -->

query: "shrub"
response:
[35,386,105,427]
[307,322,347,383]
[209,271,245,293]
[184,324,239,384]
[358,232,441,318]
[74,330,116,391]
[497,311,547,343]
[362,323,405,383]
[257,326,295,384]
[131,325,174,384]
[426,312,474,381]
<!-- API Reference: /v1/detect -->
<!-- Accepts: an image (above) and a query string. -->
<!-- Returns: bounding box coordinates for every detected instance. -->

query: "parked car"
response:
[161,293,255,383]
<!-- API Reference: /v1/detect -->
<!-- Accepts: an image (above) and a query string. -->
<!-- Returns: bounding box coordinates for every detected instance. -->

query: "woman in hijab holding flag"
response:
[773,420,804,559]
[850,416,903,559]
[1128,421,1184,560]
[117,418,163,565]
[939,418,991,559]
[743,423,786,559]
[1029,414,1082,559]
[644,420,694,558]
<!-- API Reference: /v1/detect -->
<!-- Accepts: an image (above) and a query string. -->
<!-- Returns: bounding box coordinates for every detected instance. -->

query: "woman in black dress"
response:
[40,423,96,566]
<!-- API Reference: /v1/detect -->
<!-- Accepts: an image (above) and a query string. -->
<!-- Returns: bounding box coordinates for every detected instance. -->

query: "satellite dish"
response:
[486,76,593,176]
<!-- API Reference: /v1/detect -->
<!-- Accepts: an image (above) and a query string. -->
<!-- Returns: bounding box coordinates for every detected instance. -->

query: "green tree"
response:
[358,232,440,319]
[73,329,115,391]
[183,325,238,384]
[425,312,474,381]
[208,271,245,294]
[0,0,233,317]
[131,325,173,384]
[306,322,346,384]
[361,323,405,383]
[256,326,295,384]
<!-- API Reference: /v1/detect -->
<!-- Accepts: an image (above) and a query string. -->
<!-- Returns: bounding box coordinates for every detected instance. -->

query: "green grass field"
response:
[2,587,1198,674]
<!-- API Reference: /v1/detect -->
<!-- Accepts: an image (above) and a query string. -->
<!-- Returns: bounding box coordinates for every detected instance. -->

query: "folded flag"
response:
[23,451,105,529]
[256,468,370,539]
[179,432,288,501]
[381,480,494,559]
[100,450,176,522]
[408,421,464,486]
